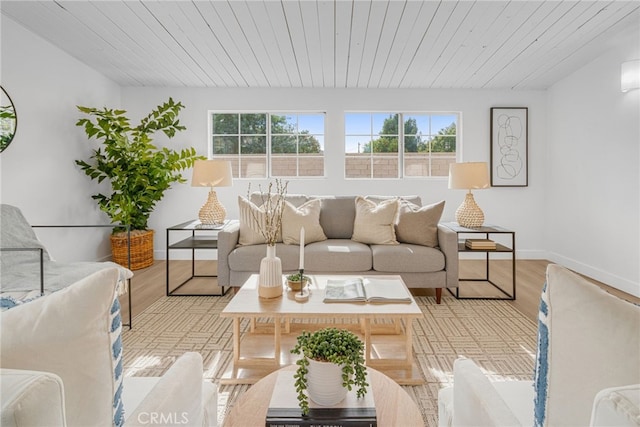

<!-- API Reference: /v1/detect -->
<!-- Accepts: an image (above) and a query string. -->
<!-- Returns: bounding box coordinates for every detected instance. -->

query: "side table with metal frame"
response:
[166,219,228,296]
[441,222,516,300]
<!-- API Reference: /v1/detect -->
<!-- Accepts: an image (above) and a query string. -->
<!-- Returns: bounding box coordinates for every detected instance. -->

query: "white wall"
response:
[122,87,548,260]
[546,24,640,296]
[0,17,121,261]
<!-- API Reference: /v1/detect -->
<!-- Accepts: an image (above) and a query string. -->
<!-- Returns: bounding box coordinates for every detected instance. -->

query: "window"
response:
[345,112,458,178]
[210,112,324,178]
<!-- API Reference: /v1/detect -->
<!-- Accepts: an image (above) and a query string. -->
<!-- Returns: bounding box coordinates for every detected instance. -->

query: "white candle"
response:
[299,227,305,270]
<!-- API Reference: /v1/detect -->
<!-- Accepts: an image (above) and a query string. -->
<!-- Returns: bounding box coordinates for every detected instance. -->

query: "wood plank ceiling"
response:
[2,1,639,90]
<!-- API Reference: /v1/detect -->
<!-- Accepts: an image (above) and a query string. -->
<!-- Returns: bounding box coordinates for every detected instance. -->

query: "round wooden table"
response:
[223,365,424,426]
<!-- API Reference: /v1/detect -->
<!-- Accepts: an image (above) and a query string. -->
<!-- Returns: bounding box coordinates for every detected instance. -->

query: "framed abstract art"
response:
[490,107,528,187]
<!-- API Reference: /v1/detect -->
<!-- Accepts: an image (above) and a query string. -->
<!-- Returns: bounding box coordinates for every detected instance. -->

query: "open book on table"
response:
[323,278,412,303]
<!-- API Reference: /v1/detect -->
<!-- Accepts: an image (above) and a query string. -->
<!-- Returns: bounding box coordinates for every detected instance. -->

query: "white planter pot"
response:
[258,245,283,299]
[306,358,348,406]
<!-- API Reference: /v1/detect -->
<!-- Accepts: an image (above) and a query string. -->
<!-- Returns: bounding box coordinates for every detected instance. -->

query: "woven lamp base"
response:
[199,190,226,225]
[455,192,485,228]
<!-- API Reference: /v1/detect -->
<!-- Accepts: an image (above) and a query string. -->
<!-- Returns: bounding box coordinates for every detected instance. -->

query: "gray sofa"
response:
[217,195,459,303]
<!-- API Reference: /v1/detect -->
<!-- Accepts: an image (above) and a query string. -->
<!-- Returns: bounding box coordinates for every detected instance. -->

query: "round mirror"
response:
[1,86,17,153]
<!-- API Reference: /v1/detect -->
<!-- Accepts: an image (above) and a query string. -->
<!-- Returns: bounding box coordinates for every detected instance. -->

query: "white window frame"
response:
[208,111,326,179]
[344,111,460,179]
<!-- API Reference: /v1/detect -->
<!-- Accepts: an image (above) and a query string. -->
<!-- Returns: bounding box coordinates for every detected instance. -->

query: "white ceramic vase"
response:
[258,245,283,299]
[306,358,348,406]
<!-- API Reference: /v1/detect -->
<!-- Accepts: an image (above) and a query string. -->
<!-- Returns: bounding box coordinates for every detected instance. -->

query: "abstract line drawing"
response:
[496,114,523,179]
[490,107,528,187]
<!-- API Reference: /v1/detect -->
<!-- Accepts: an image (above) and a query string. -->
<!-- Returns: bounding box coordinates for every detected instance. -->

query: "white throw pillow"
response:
[238,196,283,245]
[281,199,327,245]
[0,268,124,427]
[351,196,399,245]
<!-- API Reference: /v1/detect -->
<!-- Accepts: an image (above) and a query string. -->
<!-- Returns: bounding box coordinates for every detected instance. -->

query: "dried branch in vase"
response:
[246,179,288,246]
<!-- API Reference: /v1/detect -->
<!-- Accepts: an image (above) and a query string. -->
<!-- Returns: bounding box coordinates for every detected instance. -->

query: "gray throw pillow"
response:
[395,200,445,247]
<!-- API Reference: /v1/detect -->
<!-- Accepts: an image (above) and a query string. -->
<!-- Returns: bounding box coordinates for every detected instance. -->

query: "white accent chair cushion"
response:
[0,268,218,426]
[1,268,123,426]
[125,352,218,426]
[0,369,66,427]
[438,264,640,427]
[590,385,640,426]
[534,265,640,426]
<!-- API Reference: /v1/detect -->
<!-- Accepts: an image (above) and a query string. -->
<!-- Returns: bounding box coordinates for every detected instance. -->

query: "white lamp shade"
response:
[191,160,233,187]
[621,60,640,92]
[448,162,490,190]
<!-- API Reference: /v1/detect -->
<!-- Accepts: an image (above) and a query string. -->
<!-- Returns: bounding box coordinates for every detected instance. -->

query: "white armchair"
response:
[438,264,640,426]
[0,268,217,426]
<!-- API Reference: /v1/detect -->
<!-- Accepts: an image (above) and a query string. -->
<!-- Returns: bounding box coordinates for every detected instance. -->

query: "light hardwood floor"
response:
[119,259,639,325]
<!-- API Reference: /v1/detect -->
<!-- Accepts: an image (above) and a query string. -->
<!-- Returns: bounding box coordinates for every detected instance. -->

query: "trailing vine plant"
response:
[290,327,368,416]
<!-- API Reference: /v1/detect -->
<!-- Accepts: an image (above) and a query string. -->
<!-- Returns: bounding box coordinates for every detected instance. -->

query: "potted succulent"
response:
[290,327,369,416]
[75,98,203,270]
[286,272,311,291]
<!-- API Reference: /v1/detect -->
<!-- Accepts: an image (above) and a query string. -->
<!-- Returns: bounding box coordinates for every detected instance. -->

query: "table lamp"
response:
[191,160,233,225]
[448,162,490,228]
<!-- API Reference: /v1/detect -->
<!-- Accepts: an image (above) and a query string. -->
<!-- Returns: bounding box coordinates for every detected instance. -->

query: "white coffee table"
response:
[220,274,423,385]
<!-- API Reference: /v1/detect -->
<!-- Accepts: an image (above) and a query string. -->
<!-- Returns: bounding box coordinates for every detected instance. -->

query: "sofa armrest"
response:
[217,220,239,287]
[438,224,459,288]
[125,352,215,427]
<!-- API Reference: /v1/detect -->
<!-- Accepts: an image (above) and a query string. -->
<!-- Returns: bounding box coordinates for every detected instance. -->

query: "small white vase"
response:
[306,358,348,406]
[258,245,283,299]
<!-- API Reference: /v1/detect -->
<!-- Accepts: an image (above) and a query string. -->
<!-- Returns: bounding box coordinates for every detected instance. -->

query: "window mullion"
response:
[399,113,404,178]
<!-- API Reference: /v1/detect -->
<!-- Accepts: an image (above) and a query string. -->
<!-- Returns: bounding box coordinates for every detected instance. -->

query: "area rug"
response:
[122,294,537,426]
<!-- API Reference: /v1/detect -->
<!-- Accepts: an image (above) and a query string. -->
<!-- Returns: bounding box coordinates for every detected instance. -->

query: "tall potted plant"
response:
[75,98,203,270]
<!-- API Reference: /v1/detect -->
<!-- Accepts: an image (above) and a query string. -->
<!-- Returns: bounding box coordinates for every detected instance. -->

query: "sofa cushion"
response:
[351,196,398,245]
[365,194,421,205]
[372,243,445,273]
[238,196,283,245]
[229,243,301,272]
[533,264,640,426]
[281,199,327,245]
[395,200,445,247]
[251,192,309,209]
[304,239,372,272]
[318,196,357,239]
[0,268,124,427]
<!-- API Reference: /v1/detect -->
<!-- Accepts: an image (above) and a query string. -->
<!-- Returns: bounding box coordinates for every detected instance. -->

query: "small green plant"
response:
[286,273,310,282]
[290,328,368,416]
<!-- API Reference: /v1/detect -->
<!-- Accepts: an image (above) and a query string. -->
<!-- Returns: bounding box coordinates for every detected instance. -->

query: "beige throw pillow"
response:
[238,196,282,245]
[351,196,399,245]
[395,200,445,247]
[281,199,327,245]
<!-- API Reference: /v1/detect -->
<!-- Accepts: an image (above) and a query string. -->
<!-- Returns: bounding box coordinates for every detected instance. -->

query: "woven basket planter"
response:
[111,229,154,270]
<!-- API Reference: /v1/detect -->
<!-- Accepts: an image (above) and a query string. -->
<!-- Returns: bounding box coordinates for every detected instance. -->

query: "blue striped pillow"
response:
[533,282,550,427]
